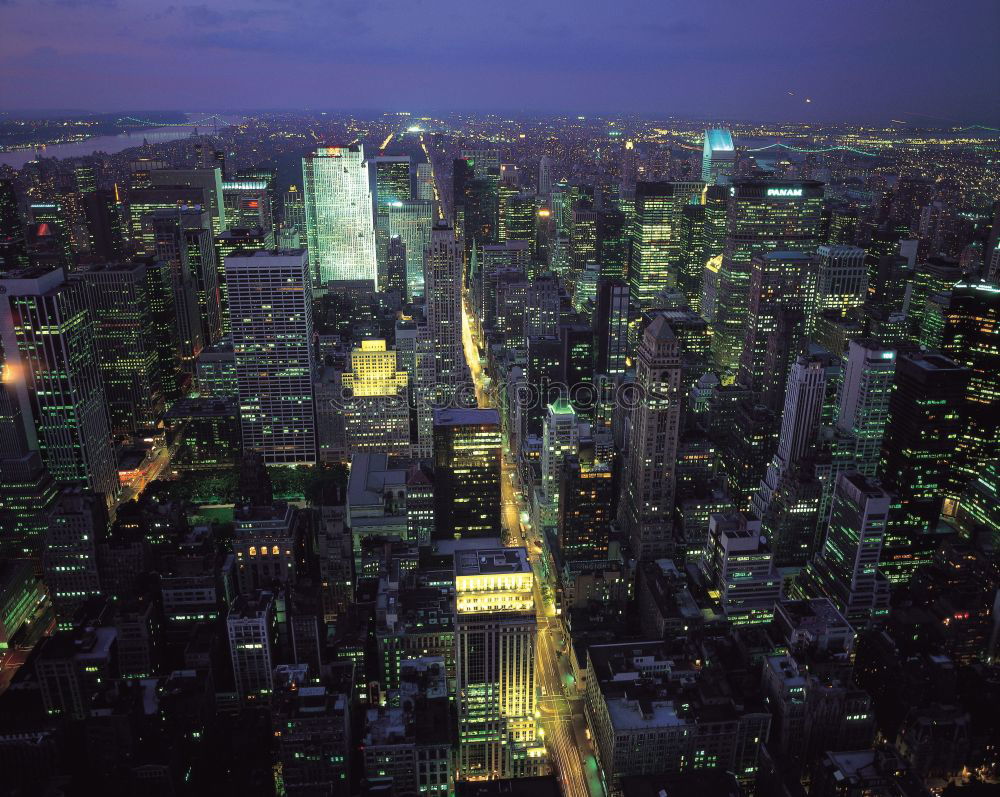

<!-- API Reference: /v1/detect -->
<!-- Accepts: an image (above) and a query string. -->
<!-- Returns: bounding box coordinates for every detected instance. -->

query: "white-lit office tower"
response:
[424,224,467,387]
[701,129,736,184]
[415,162,435,202]
[799,472,891,626]
[753,351,837,565]
[541,399,579,507]
[454,547,542,780]
[0,267,120,510]
[762,354,830,490]
[537,156,552,196]
[835,339,896,477]
[148,167,227,235]
[226,250,316,464]
[388,199,435,300]
[302,143,378,285]
[617,314,683,560]
[814,245,867,319]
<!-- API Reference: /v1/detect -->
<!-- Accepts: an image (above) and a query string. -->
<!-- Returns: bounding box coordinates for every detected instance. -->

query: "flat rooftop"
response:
[455,547,530,577]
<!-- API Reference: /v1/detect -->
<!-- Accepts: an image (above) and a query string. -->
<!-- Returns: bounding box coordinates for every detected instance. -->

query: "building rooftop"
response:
[454,547,530,577]
[433,408,500,427]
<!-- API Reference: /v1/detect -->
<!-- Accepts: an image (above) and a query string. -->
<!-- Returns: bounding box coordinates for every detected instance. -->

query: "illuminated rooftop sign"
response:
[767,187,803,197]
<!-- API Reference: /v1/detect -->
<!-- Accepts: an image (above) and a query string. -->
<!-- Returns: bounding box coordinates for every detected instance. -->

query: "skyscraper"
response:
[537,155,552,196]
[559,456,613,561]
[44,486,105,626]
[373,155,412,212]
[541,398,579,508]
[454,547,540,779]
[341,339,410,458]
[226,249,316,463]
[594,278,630,378]
[303,144,378,285]
[814,245,867,319]
[424,223,466,386]
[935,281,1000,477]
[836,339,896,477]
[387,199,434,299]
[628,181,703,308]
[618,314,683,560]
[879,351,970,577]
[433,409,502,540]
[712,180,824,374]
[148,167,227,235]
[701,128,736,184]
[798,472,891,626]
[82,190,125,261]
[0,266,119,509]
[738,251,815,409]
[72,261,166,435]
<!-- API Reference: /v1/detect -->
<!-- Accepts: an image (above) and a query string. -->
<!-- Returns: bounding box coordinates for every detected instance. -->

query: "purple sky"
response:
[1,0,998,123]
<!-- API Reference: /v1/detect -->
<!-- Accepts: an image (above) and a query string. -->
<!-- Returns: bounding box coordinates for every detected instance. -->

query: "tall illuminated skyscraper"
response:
[701,128,736,184]
[617,314,683,560]
[226,249,316,464]
[373,155,412,212]
[387,199,435,300]
[814,245,867,320]
[541,399,579,507]
[738,251,815,409]
[711,180,824,374]
[424,223,466,386]
[303,144,378,285]
[628,181,703,308]
[935,281,1000,477]
[836,339,896,477]
[0,267,120,510]
[454,547,541,780]
[148,167,227,235]
[798,471,891,626]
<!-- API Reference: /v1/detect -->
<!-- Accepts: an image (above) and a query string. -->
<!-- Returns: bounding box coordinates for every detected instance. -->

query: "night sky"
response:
[1,0,998,123]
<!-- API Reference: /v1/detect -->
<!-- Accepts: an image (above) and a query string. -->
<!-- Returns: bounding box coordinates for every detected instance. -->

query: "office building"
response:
[433,409,502,540]
[737,251,815,408]
[454,547,541,779]
[43,487,105,626]
[594,278,630,378]
[701,512,781,624]
[0,267,119,508]
[148,166,227,235]
[617,314,683,560]
[629,182,702,308]
[341,339,410,458]
[303,143,378,285]
[814,245,867,319]
[836,339,896,477]
[227,590,277,703]
[424,223,466,386]
[387,199,435,299]
[72,261,166,435]
[879,351,970,581]
[711,180,824,373]
[798,472,891,625]
[226,249,316,463]
[82,189,125,260]
[701,128,736,184]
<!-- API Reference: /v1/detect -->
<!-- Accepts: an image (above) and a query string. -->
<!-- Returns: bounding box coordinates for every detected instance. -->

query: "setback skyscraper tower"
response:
[303,143,378,286]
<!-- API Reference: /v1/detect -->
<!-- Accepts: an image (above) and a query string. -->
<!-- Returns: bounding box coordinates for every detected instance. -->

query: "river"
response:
[0,115,242,170]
